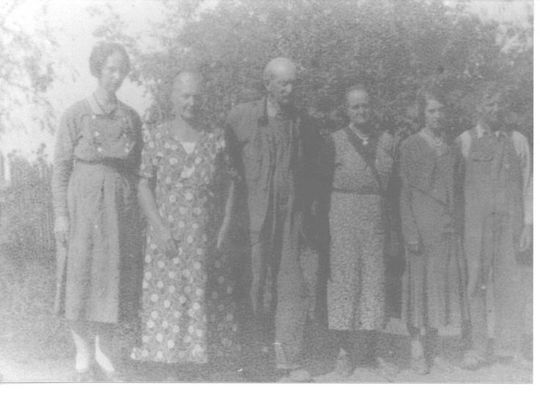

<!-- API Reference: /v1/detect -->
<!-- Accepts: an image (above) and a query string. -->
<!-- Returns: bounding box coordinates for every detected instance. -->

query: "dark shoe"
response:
[274,343,301,371]
[71,369,95,383]
[238,366,281,383]
[103,370,125,382]
[93,365,126,382]
[334,351,354,377]
[505,353,533,371]
[375,357,399,381]
[432,356,458,373]
[278,368,314,383]
[410,355,429,375]
[460,351,487,371]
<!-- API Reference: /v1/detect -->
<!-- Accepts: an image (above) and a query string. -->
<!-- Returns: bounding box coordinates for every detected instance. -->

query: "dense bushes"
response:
[98,0,532,141]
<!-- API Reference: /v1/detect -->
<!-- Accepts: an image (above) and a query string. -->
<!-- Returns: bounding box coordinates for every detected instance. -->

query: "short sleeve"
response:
[139,125,161,180]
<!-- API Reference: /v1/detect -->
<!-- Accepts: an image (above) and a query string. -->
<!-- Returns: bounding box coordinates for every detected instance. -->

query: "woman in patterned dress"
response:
[52,42,143,382]
[131,72,238,379]
[400,90,466,374]
[326,84,395,377]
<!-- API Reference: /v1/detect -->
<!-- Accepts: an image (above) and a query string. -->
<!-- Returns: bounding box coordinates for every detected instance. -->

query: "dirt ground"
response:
[0,316,532,384]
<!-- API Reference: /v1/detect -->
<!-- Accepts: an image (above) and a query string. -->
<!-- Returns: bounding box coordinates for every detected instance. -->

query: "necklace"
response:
[350,125,370,145]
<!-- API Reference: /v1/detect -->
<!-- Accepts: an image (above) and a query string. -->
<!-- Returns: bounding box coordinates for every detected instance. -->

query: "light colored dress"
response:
[51,95,143,323]
[326,127,394,331]
[131,122,239,364]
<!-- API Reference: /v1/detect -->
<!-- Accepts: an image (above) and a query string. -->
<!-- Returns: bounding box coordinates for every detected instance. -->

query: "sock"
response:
[95,335,115,373]
[71,330,91,372]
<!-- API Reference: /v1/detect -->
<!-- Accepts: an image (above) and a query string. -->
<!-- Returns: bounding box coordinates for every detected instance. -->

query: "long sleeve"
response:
[51,107,77,219]
[129,110,143,176]
[224,110,243,185]
[512,131,532,225]
[376,131,396,190]
[399,139,420,245]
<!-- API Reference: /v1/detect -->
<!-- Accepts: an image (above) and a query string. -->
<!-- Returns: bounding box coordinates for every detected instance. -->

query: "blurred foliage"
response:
[93,0,532,142]
[0,0,57,136]
[0,145,55,319]
[0,145,54,260]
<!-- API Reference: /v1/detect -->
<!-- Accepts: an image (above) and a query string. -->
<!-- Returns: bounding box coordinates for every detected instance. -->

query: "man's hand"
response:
[54,216,69,245]
[519,224,533,252]
[407,240,421,254]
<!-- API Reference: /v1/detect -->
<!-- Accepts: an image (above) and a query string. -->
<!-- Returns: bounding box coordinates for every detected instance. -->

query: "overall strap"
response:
[344,126,382,193]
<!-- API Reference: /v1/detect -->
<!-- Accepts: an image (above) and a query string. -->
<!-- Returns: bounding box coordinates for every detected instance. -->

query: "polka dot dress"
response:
[131,122,239,364]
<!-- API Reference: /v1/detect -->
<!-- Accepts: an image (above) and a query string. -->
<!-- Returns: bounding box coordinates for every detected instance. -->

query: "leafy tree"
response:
[94,0,532,142]
[0,0,57,136]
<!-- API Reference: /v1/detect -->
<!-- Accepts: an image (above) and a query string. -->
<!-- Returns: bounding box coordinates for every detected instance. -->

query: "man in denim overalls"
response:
[456,84,532,370]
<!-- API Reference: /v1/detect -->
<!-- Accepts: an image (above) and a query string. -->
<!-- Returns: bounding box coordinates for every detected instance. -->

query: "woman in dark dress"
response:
[400,90,467,374]
[52,42,143,382]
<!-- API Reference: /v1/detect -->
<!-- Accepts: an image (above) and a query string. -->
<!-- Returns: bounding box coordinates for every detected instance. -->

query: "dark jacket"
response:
[224,98,323,245]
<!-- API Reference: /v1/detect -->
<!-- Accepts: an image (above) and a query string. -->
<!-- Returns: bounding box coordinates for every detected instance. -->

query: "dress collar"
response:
[348,123,371,144]
[87,93,119,116]
[419,128,448,155]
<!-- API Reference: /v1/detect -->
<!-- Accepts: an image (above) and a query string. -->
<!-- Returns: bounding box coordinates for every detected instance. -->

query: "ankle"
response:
[411,338,425,358]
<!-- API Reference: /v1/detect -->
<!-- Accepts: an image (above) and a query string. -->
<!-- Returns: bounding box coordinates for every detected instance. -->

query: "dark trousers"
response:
[243,202,319,370]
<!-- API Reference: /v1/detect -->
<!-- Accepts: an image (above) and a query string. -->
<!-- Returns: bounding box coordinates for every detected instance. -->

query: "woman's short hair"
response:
[416,87,445,126]
[89,42,130,78]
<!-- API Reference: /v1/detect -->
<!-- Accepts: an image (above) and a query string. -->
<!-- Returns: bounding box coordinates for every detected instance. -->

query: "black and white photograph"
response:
[0,0,535,387]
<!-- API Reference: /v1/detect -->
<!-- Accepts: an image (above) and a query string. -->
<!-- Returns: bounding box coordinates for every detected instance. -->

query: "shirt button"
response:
[94,131,100,137]
[97,146,103,153]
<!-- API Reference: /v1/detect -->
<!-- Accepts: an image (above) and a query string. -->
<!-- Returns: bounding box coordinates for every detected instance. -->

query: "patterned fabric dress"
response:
[131,122,239,364]
[326,128,394,331]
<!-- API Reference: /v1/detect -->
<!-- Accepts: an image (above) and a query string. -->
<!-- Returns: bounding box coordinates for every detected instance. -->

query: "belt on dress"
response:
[332,187,381,195]
[74,157,128,170]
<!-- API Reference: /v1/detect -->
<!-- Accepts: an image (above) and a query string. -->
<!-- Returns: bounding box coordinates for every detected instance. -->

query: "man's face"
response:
[479,93,502,130]
[424,97,445,133]
[347,89,370,129]
[266,68,296,106]
[171,78,201,121]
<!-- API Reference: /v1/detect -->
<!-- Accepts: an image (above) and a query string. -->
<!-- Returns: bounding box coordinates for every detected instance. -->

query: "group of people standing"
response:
[51,42,532,383]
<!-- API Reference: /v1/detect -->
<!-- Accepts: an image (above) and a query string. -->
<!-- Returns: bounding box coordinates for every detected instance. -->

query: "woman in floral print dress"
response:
[131,72,238,377]
[326,84,395,377]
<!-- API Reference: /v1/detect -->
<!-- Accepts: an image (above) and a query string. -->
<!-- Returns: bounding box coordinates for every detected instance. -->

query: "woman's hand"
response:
[54,216,69,245]
[216,219,231,253]
[407,240,421,255]
[154,224,177,258]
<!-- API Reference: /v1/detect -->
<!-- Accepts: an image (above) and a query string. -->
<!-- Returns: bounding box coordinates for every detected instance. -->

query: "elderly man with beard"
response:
[225,57,323,382]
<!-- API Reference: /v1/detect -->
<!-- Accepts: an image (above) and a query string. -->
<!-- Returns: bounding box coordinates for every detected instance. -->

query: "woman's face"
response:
[424,97,445,132]
[346,89,370,129]
[98,52,128,94]
[171,76,201,122]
